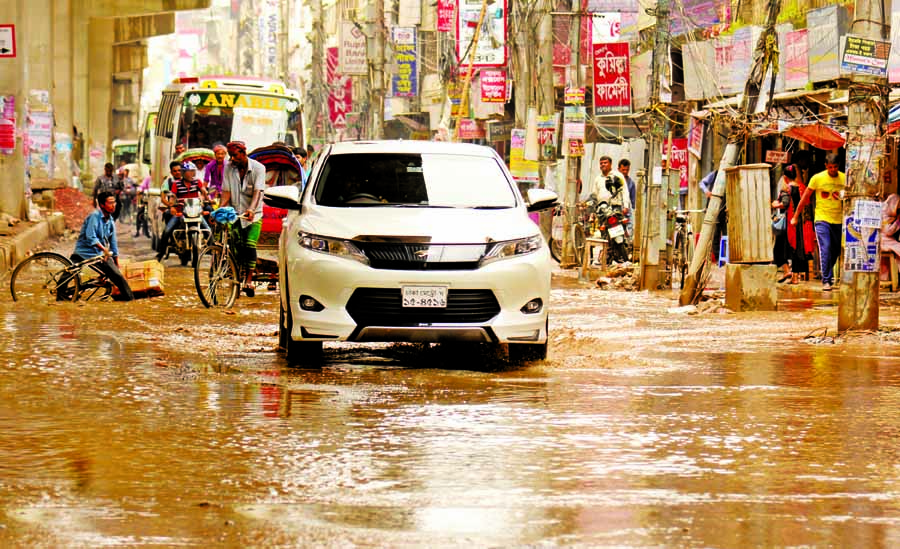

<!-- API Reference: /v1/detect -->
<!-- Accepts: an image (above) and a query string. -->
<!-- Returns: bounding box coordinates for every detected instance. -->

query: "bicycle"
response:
[671,209,704,288]
[549,201,592,266]
[10,253,115,304]
[193,209,280,308]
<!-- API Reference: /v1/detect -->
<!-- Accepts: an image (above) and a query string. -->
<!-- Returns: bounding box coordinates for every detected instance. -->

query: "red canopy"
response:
[783,124,846,150]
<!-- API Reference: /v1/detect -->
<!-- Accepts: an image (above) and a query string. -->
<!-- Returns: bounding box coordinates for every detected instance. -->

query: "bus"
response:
[111,139,138,167]
[135,109,158,181]
[145,75,302,251]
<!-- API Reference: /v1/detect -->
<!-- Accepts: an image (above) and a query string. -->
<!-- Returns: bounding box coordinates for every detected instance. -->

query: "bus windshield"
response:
[177,91,300,151]
[113,144,138,165]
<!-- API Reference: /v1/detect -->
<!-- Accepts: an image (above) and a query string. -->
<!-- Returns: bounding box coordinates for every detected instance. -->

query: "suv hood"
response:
[301,205,539,243]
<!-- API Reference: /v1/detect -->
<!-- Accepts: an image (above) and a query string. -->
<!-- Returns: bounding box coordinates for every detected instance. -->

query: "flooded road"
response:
[2,227,900,546]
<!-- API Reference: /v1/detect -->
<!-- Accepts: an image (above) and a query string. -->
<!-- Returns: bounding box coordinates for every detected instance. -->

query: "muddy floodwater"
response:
[1,231,900,547]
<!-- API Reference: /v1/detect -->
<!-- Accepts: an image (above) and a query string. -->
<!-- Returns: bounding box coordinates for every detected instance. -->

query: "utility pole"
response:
[838,0,889,331]
[679,0,782,305]
[562,0,583,265]
[638,0,669,290]
[454,0,489,140]
[308,0,326,143]
[371,0,386,139]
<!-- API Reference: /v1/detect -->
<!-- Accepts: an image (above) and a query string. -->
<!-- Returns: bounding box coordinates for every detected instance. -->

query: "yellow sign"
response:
[188,92,290,111]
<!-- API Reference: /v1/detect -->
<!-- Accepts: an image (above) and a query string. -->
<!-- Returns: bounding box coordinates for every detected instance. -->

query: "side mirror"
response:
[264,185,302,210]
[525,188,558,213]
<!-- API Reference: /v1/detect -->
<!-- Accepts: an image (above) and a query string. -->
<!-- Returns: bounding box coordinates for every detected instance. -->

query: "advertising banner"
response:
[456,0,508,67]
[437,0,455,32]
[784,29,809,90]
[687,117,704,159]
[841,35,891,77]
[891,10,900,83]
[592,42,631,115]
[510,129,539,182]
[664,138,688,191]
[327,47,352,128]
[537,114,559,161]
[0,95,15,155]
[392,27,418,98]
[457,119,485,139]
[480,69,507,102]
[340,21,368,75]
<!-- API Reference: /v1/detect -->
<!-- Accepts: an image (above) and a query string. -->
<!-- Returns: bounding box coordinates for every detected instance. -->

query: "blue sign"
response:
[392,27,417,98]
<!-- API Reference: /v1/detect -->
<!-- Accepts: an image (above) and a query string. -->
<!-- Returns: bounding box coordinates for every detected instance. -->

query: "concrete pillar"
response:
[0,0,27,218]
[88,17,115,178]
[53,0,75,183]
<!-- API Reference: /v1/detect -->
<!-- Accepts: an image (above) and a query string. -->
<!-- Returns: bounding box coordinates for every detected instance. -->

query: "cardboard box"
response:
[117,259,165,297]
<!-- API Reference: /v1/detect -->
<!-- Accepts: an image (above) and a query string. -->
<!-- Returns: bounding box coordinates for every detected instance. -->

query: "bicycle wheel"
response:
[194,245,239,308]
[549,209,564,263]
[672,231,685,287]
[10,252,76,304]
[572,224,586,266]
[78,279,114,302]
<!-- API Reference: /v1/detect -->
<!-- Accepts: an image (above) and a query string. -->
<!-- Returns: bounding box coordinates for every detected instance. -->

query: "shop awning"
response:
[782,123,846,150]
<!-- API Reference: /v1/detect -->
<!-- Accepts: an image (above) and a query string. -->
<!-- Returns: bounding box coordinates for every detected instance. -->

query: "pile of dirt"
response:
[53,188,94,231]
[595,262,639,291]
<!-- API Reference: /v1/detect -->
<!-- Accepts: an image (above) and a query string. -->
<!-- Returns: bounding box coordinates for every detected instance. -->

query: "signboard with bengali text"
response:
[592,43,631,115]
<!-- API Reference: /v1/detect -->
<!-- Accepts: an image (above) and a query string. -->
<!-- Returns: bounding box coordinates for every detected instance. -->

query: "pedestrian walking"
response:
[134,170,151,238]
[791,153,845,292]
[785,164,814,284]
[772,177,791,283]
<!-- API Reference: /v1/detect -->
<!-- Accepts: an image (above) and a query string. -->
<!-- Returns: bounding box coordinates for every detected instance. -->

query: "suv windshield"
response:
[314,153,518,208]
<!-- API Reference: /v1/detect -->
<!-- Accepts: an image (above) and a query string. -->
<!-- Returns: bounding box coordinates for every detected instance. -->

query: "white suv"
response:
[263,140,558,365]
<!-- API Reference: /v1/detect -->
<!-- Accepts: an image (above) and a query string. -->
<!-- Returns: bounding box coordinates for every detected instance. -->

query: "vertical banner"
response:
[437,0,456,32]
[562,106,586,157]
[592,42,631,115]
[664,138,689,191]
[784,29,809,90]
[340,21,368,75]
[457,0,508,67]
[480,69,507,102]
[392,27,418,98]
[891,9,900,83]
[537,113,559,161]
[327,47,352,128]
[0,95,15,155]
[510,129,540,183]
[687,117,704,158]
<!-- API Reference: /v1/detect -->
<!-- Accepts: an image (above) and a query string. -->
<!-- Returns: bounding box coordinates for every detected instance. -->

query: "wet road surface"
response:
[1,226,900,546]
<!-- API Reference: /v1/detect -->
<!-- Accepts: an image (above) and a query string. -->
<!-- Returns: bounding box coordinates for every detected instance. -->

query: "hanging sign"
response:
[457,119,485,139]
[564,87,585,105]
[592,42,631,114]
[688,117,704,158]
[327,47,352,128]
[437,0,456,32]
[510,129,539,182]
[480,69,507,102]
[391,27,418,98]
[340,21,368,75]
[765,150,790,164]
[562,106,585,158]
[456,0,508,67]
[537,114,559,161]
[844,217,879,272]
[664,138,688,190]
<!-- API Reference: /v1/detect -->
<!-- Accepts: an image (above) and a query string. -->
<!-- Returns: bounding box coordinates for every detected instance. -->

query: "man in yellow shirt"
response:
[790,152,845,292]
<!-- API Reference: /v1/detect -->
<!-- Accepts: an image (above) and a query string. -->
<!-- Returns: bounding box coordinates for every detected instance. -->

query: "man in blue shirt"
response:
[72,191,134,301]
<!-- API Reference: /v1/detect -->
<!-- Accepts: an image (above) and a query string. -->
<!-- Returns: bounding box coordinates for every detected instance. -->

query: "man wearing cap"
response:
[204,144,228,201]
[156,161,210,262]
[220,141,267,296]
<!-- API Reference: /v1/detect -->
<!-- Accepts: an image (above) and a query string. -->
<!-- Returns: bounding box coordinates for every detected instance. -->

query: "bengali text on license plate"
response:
[402,285,448,308]
[609,224,625,238]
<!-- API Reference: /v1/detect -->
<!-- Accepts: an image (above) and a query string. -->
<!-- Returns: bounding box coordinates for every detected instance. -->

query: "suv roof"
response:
[326,140,498,157]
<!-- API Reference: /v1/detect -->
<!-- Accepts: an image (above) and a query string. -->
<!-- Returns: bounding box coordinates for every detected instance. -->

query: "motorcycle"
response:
[596,200,631,264]
[166,197,211,266]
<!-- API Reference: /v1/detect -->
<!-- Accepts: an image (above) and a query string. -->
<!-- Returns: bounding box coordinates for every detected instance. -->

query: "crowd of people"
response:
[86,139,316,300]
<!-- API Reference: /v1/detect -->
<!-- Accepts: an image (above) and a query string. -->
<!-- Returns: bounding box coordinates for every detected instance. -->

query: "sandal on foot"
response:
[777,273,792,283]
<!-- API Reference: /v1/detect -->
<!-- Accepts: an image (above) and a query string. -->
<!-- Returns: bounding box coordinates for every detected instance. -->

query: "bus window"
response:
[140,112,157,165]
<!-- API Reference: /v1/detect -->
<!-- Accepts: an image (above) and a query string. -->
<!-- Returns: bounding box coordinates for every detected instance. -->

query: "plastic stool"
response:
[717,236,729,267]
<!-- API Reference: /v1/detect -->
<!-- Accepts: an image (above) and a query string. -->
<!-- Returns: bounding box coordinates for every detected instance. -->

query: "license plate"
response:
[609,224,625,238]
[402,285,448,308]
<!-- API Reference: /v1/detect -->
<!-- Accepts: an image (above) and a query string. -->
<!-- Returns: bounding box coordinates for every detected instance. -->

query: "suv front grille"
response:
[346,288,500,326]
[356,242,486,271]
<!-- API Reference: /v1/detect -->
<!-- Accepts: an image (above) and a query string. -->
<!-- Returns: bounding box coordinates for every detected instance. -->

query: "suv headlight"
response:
[298,232,369,265]
[481,235,542,266]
